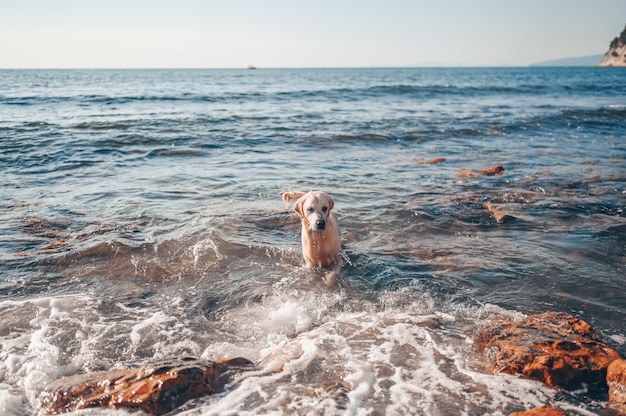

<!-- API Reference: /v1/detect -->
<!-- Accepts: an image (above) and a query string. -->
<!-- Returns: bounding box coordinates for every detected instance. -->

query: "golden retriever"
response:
[280,190,343,284]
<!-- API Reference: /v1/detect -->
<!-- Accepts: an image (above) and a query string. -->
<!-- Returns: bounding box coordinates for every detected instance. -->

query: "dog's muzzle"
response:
[314,218,326,231]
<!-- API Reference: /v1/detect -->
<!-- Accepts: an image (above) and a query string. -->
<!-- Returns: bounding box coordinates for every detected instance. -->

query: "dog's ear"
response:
[279,190,306,206]
[293,195,306,218]
[325,195,335,213]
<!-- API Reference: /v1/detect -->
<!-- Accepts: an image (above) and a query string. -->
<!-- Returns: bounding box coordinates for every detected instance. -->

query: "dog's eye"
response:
[322,206,328,213]
[307,207,314,213]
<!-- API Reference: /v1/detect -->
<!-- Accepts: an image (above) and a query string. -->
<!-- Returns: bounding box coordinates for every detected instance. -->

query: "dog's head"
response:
[293,191,335,232]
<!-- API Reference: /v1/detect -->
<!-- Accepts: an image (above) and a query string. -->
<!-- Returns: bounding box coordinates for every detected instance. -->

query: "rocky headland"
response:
[598,24,626,67]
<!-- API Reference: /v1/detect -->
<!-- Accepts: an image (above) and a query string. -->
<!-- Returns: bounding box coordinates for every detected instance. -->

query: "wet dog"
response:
[280,190,343,284]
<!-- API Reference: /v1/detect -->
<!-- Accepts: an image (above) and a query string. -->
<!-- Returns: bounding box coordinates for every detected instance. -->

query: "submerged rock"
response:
[41,356,254,415]
[477,312,622,389]
[483,202,517,224]
[457,164,505,179]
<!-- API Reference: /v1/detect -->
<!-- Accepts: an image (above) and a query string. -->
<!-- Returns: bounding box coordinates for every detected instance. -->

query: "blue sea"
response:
[1,67,625,415]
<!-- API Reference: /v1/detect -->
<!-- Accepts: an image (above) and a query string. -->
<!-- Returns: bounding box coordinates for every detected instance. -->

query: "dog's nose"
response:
[316,219,326,230]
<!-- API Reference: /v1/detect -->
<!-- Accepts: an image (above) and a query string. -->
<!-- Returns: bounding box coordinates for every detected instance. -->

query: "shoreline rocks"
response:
[477,312,622,390]
[40,356,254,415]
[479,311,626,414]
[509,406,567,416]
[40,312,626,415]
[608,359,626,412]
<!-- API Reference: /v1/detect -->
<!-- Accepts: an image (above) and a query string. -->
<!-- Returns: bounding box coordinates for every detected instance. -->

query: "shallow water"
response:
[1,68,625,415]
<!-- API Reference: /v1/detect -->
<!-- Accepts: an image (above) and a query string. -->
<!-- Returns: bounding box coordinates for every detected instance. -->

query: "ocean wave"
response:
[518,106,626,132]
[5,81,622,109]
[71,121,132,130]
[559,106,626,121]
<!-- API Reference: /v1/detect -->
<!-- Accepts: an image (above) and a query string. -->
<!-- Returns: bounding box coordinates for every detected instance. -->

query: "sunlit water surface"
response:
[1,68,625,415]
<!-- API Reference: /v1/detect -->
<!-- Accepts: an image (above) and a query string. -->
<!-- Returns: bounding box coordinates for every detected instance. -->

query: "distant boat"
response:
[246,65,257,70]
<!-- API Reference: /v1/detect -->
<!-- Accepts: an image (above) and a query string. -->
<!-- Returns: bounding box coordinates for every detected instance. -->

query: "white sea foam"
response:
[191,236,223,269]
[0,294,203,415]
[267,301,314,335]
[178,307,601,416]
[0,296,94,415]
[0,292,608,415]
[344,362,375,415]
[0,385,26,416]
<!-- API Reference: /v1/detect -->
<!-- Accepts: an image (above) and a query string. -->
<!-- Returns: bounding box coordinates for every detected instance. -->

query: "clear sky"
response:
[1,0,625,68]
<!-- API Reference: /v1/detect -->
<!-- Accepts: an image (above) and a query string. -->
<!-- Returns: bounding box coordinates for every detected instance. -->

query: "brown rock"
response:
[41,240,70,250]
[483,202,516,223]
[608,358,626,412]
[457,170,477,179]
[24,218,49,229]
[427,157,446,164]
[479,164,505,176]
[477,312,622,389]
[41,356,254,415]
[457,164,505,179]
[509,406,568,416]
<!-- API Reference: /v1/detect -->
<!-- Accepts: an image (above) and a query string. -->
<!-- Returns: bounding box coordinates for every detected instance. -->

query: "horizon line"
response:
[0,64,608,70]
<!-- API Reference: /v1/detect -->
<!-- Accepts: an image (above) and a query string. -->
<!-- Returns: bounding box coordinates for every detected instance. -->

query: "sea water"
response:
[1,68,625,415]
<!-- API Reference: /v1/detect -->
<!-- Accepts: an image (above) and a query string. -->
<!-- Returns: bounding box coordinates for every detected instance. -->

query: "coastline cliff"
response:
[598,24,626,67]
